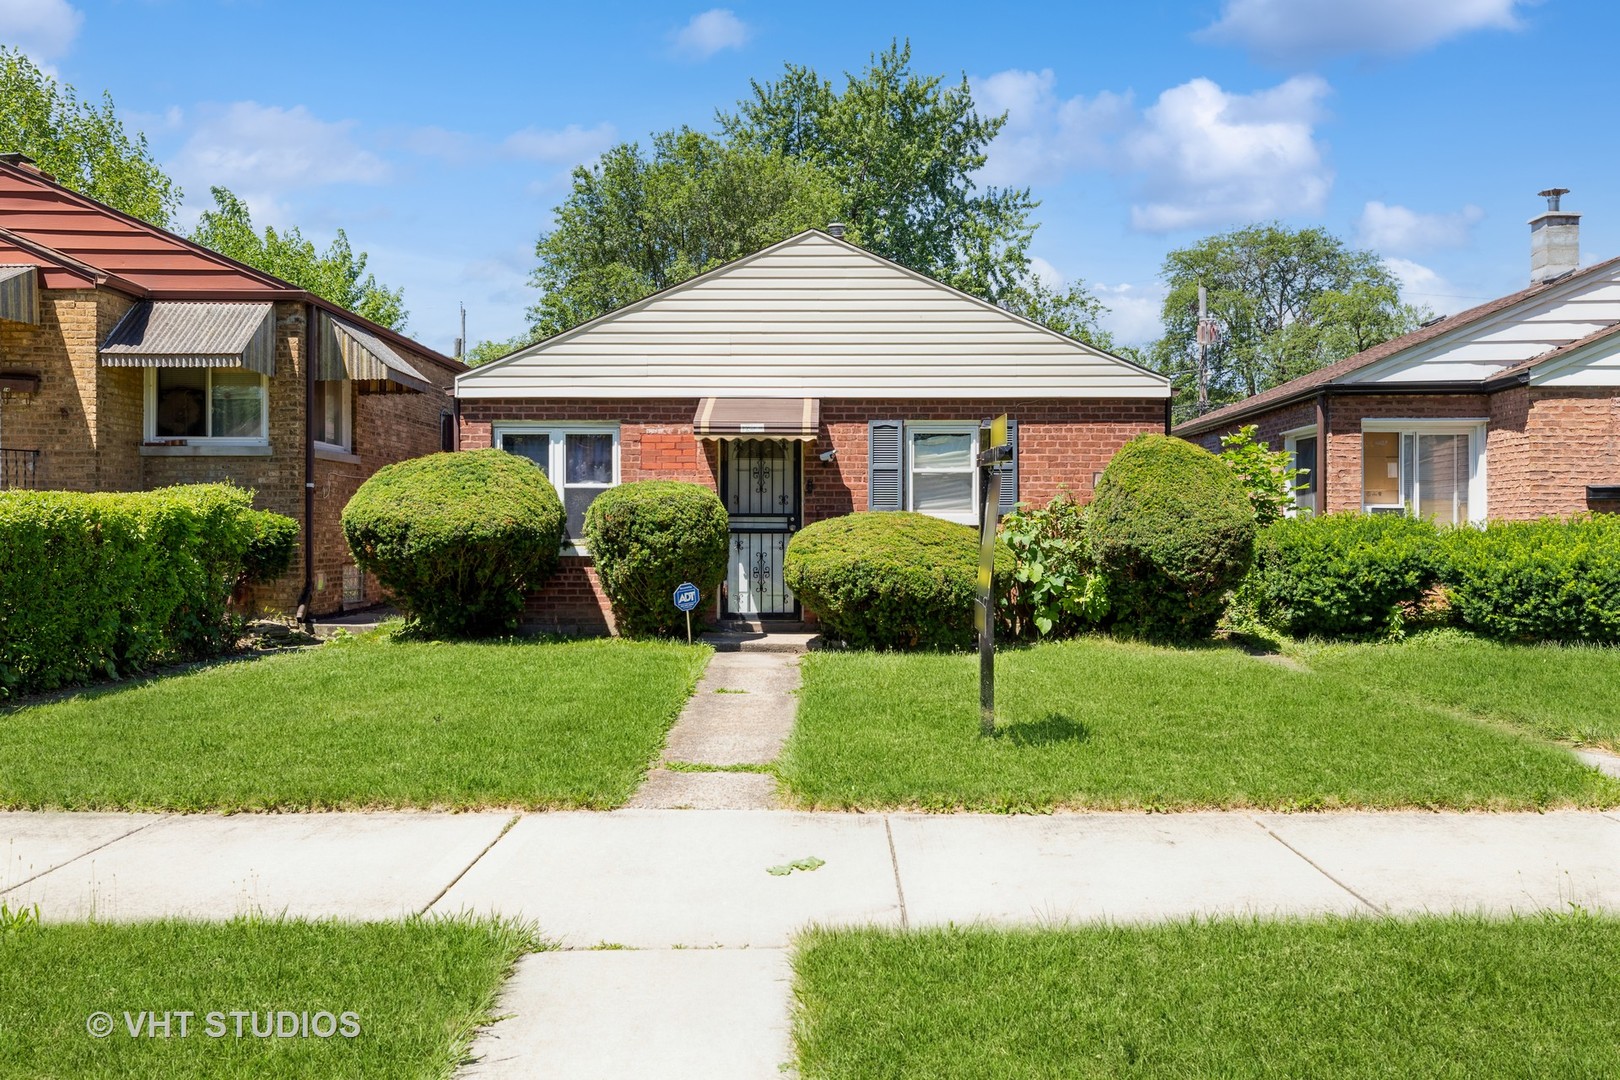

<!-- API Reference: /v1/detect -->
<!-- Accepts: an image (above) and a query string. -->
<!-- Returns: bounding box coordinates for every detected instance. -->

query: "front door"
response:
[721,439,800,617]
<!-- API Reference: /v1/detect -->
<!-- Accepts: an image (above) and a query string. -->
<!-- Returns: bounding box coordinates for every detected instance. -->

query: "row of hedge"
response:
[0,484,296,698]
[1244,511,1620,643]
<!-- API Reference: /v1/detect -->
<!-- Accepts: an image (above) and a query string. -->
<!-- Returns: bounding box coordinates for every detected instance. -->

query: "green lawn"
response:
[0,915,536,1080]
[0,637,708,811]
[792,915,1620,1080]
[779,638,1619,811]
[1302,634,1620,752]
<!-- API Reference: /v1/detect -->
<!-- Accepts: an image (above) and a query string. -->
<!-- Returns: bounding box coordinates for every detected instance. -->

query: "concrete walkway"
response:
[5,808,1620,1078]
[628,650,802,810]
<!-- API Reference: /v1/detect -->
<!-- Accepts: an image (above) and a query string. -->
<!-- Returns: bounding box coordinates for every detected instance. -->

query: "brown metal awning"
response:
[319,313,431,393]
[694,397,819,440]
[0,265,39,324]
[99,301,275,373]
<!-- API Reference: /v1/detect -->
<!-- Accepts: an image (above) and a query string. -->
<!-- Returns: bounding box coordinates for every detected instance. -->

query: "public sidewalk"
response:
[6,807,1620,1077]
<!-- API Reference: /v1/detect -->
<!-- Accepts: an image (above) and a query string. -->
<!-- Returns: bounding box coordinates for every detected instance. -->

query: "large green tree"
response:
[191,187,407,331]
[0,47,179,226]
[524,128,841,338]
[1150,223,1428,421]
[720,40,1037,303]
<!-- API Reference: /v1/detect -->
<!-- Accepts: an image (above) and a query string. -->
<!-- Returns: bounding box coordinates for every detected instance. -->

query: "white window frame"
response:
[1360,418,1488,524]
[143,367,270,445]
[905,420,979,525]
[313,378,353,453]
[492,422,621,554]
[1282,425,1318,517]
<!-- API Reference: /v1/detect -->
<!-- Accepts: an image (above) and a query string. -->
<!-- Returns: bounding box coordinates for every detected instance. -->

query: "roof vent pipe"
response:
[1530,187,1580,284]
[827,222,846,239]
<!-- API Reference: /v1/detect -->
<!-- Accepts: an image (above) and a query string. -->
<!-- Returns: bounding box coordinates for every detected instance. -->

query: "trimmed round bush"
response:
[240,507,299,586]
[1090,434,1256,642]
[582,480,729,638]
[784,511,1014,650]
[1438,515,1620,643]
[341,449,563,638]
[1243,512,1441,639]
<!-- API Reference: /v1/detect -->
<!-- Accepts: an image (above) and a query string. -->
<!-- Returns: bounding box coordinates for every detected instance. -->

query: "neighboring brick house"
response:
[1176,193,1620,524]
[456,229,1171,632]
[0,154,463,617]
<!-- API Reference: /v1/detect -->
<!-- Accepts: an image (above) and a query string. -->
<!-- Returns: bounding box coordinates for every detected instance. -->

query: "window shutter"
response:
[997,419,1019,516]
[868,420,904,511]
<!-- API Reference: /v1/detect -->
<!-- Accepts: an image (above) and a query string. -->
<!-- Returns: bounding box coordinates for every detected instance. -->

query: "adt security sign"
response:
[673,582,701,643]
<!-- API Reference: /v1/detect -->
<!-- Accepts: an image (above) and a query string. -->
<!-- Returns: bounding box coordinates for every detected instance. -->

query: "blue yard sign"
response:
[673,582,701,644]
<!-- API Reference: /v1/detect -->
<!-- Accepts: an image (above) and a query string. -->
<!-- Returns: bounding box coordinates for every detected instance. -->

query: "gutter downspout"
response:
[1314,391,1329,515]
[295,302,318,629]
[1163,397,1173,436]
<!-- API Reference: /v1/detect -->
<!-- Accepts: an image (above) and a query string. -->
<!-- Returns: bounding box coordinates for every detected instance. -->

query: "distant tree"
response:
[190,187,407,331]
[0,47,179,226]
[526,129,840,337]
[464,333,537,367]
[1002,278,1121,354]
[1149,223,1428,421]
[720,40,1037,304]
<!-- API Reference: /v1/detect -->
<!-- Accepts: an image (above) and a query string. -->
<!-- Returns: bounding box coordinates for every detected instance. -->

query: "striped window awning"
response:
[99,301,275,374]
[0,265,38,325]
[319,313,431,393]
[693,398,820,440]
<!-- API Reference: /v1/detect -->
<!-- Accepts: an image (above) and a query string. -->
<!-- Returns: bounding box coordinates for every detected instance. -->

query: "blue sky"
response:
[7,0,1619,356]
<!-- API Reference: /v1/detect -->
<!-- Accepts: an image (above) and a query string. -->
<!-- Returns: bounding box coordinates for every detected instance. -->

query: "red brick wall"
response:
[463,396,1165,630]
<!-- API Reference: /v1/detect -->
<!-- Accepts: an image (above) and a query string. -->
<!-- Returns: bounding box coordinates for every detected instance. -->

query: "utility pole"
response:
[456,302,467,360]
[1194,285,1218,415]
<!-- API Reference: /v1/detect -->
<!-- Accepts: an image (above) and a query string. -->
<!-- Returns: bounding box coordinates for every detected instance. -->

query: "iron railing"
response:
[0,447,40,490]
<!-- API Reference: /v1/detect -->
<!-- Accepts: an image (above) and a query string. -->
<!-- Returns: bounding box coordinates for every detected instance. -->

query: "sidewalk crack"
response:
[0,815,167,897]
[1251,817,1387,917]
[884,816,909,930]
[419,814,519,916]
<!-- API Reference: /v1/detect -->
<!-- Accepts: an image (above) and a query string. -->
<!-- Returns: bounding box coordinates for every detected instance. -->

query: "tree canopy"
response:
[190,187,408,331]
[1149,223,1428,420]
[0,46,179,226]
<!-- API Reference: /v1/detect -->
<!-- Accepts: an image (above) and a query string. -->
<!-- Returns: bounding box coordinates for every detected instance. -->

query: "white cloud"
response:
[175,103,390,198]
[1027,255,1066,289]
[1356,201,1484,254]
[1094,281,1167,346]
[1124,75,1333,232]
[1384,256,1464,317]
[502,122,618,163]
[1198,0,1527,65]
[971,68,1131,187]
[671,8,750,60]
[0,0,82,63]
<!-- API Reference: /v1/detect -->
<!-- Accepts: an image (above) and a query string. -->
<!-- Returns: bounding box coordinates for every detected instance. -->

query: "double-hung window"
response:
[905,422,978,524]
[494,424,620,549]
[147,368,268,443]
[314,379,352,451]
[1361,420,1486,525]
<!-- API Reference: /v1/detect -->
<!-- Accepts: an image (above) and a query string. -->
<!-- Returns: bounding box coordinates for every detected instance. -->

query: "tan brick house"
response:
[456,229,1171,632]
[0,154,463,617]
[1176,193,1620,524]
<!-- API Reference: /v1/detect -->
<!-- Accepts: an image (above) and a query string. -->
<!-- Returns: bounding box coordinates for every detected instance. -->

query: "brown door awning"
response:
[694,398,819,440]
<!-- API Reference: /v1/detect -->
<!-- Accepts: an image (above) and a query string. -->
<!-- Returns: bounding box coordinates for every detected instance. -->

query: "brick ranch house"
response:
[1177,192,1620,523]
[456,228,1172,632]
[0,153,463,617]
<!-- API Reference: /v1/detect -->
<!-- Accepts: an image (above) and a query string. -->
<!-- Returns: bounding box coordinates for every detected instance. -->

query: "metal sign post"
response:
[976,416,1011,736]
[673,582,701,644]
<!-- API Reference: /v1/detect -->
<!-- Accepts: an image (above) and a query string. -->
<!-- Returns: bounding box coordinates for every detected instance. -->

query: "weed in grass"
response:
[663,761,776,774]
[0,901,40,935]
[714,687,749,694]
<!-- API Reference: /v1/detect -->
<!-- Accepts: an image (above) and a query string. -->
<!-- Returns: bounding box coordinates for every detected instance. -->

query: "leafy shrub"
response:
[999,493,1108,638]
[1243,512,1441,638]
[583,480,729,637]
[1438,515,1620,643]
[784,511,1014,650]
[0,484,295,698]
[240,508,299,585]
[1217,424,1306,526]
[341,449,563,638]
[1091,434,1256,642]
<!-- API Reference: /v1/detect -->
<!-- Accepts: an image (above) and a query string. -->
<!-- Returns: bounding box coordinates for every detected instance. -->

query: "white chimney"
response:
[1529,188,1580,283]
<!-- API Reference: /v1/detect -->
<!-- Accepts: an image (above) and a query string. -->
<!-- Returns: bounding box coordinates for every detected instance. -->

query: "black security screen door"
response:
[721,439,800,617]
